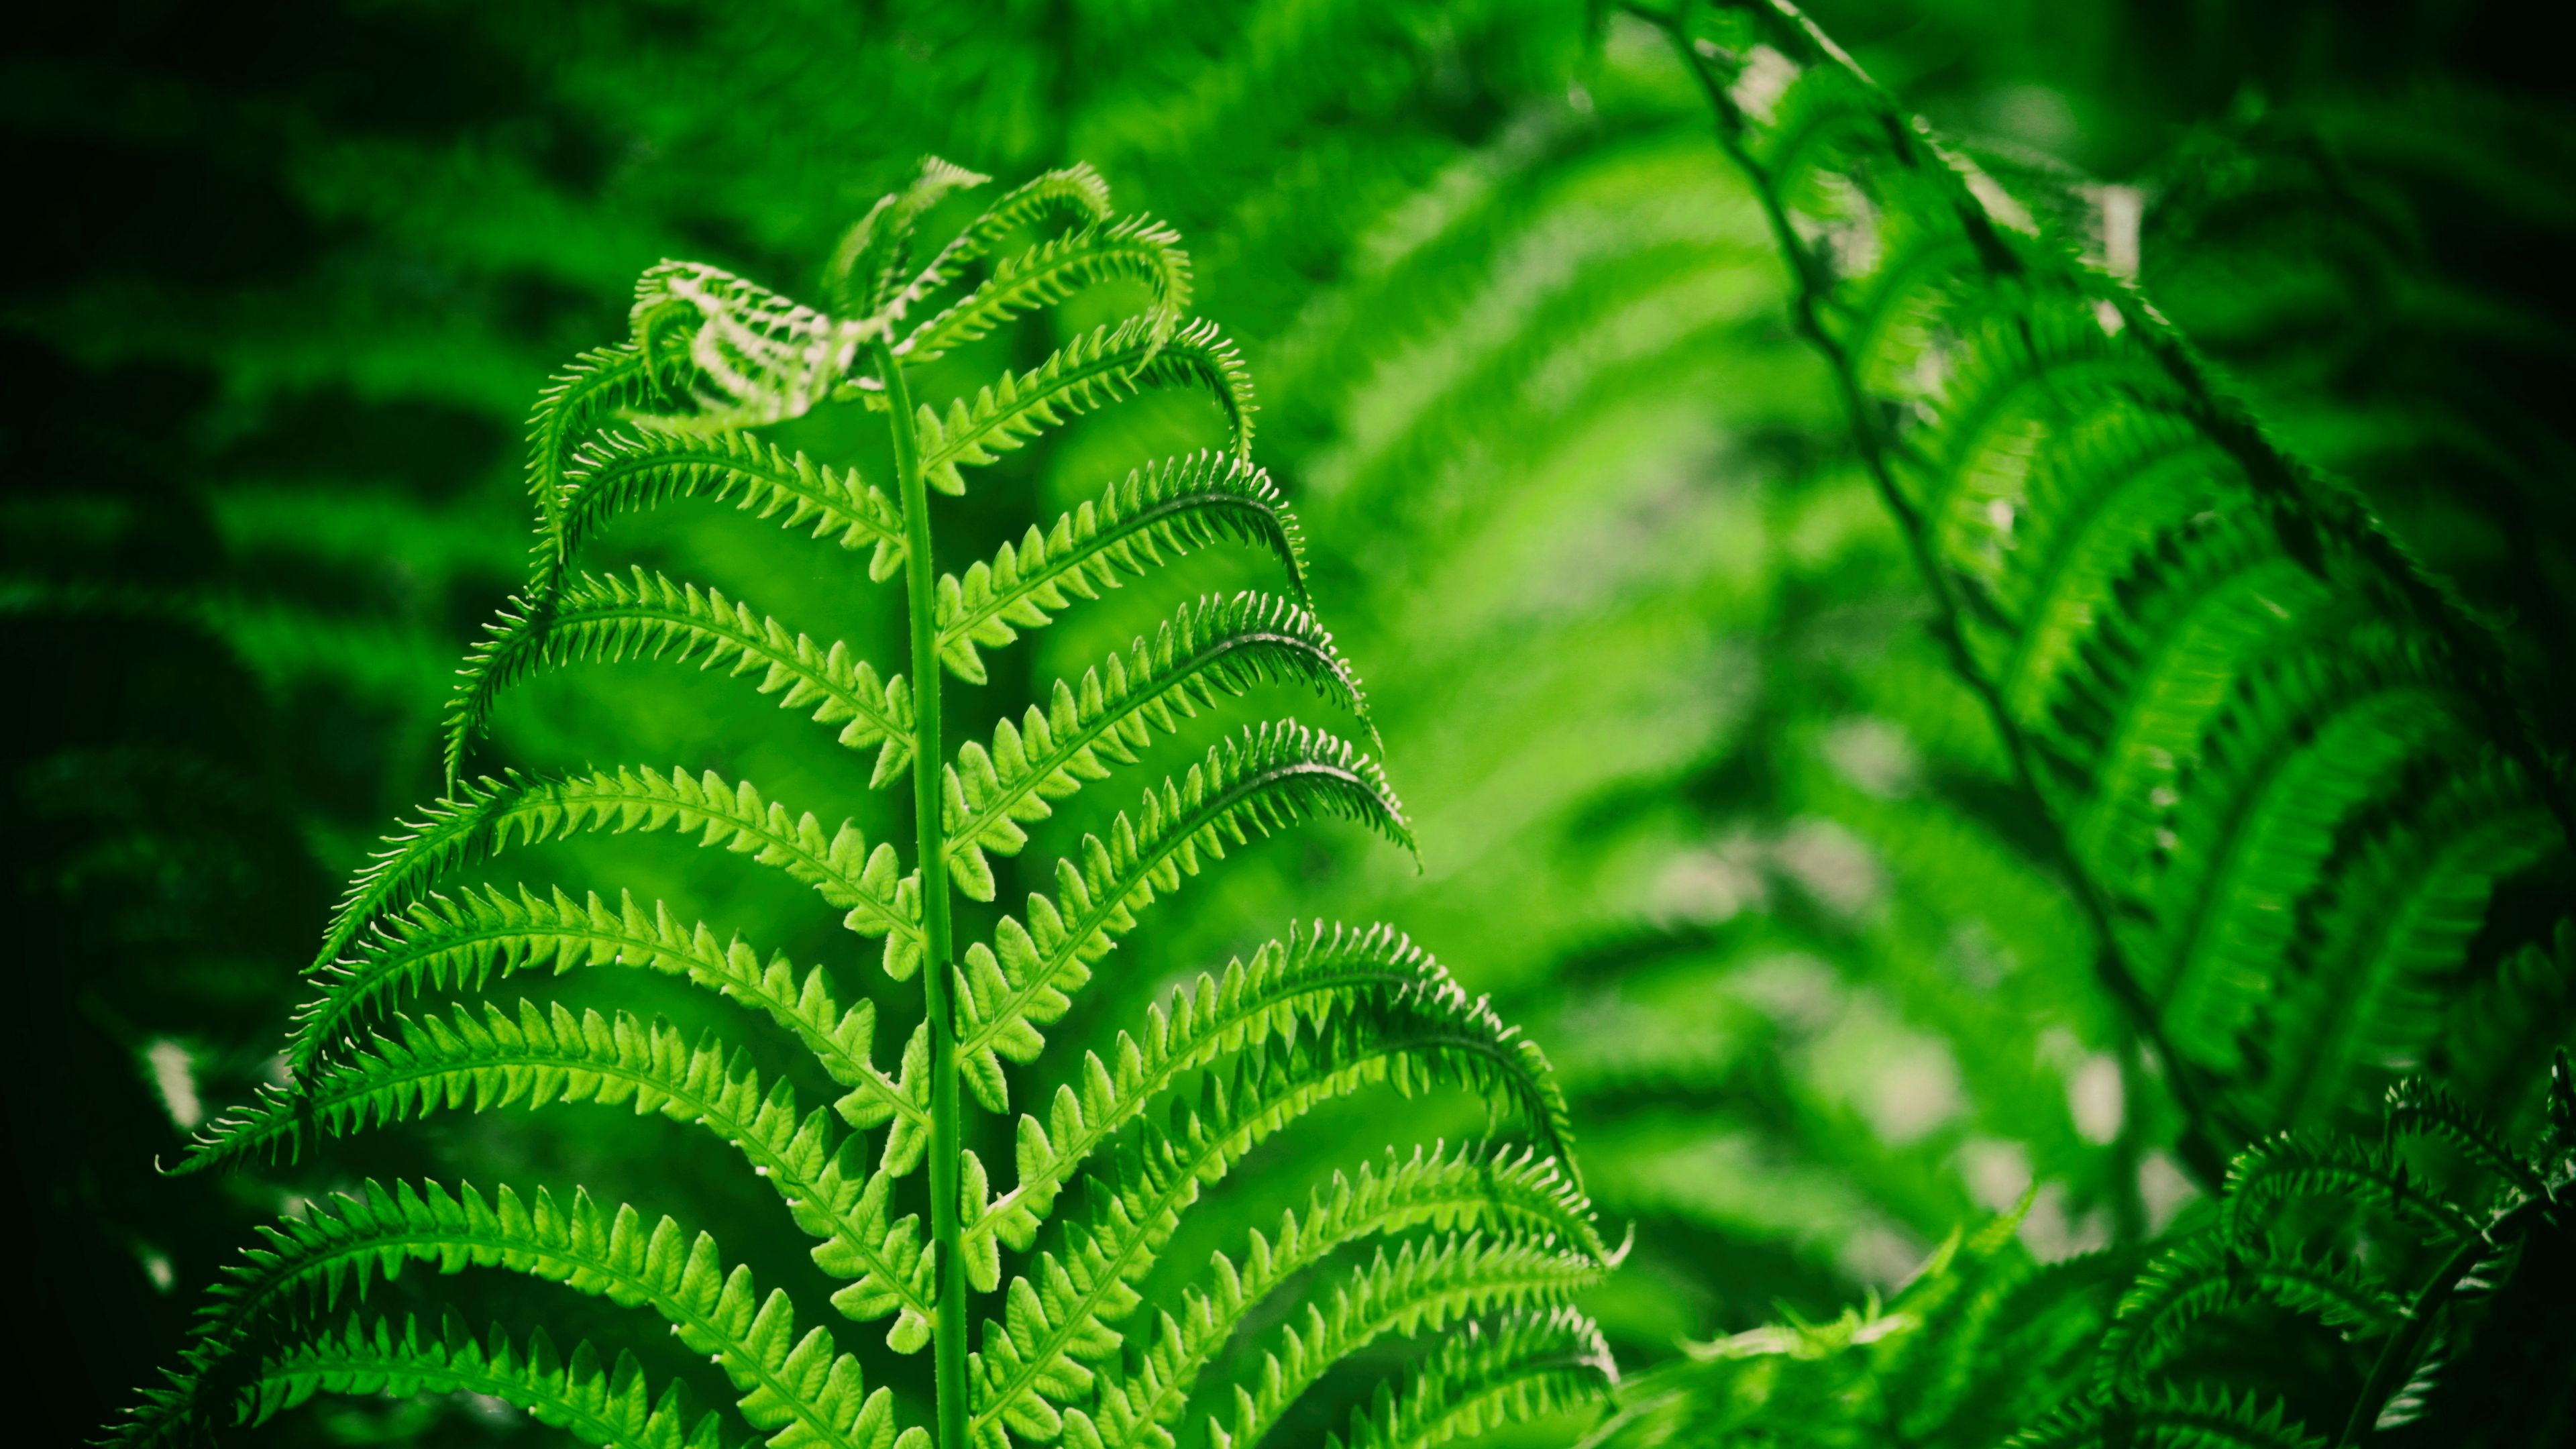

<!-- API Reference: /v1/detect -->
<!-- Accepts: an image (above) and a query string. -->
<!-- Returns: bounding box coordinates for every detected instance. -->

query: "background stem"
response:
[877,336,969,1449]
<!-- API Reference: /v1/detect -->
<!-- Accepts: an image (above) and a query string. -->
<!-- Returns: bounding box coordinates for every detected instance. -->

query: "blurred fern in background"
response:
[9,0,2571,1444]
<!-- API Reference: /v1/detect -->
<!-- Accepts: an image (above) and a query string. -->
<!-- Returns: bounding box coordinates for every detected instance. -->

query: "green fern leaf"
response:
[315,766,921,981]
[1195,1232,1607,1449]
[631,259,888,431]
[963,922,1577,1263]
[555,427,907,587]
[951,722,1410,1110]
[222,1315,736,1449]
[1654,0,2574,1168]
[932,453,1308,685]
[1324,1308,1615,1449]
[1986,409,2233,723]
[2379,1077,2549,1197]
[912,317,1252,497]
[1872,1203,2120,1442]
[824,156,995,319]
[2245,757,2558,1128]
[523,325,700,555]
[2093,1234,2400,1397]
[943,594,1371,895]
[2006,1385,2324,1448]
[2370,1320,2453,1433]
[2047,509,2330,890]
[288,884,922,1144]
[448,568,916,788]
[830,163,1124,366]
[2135,627,2471,1071]
[974,1125,1593,1449]
[902,213,1192,368]
[1083,1225,1600,1449]
[964,1000,1596,1449]
[177,1001,938,1346]
[129,1179,912,1449]
[2221,1130,2481,1243]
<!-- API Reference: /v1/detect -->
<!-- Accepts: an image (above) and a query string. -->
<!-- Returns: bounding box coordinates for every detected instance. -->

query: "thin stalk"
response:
[877,336,969,1449]
[2337,1188,2553,1446]
[1641,2,2234,1185]
[2337,1235,2474,1448]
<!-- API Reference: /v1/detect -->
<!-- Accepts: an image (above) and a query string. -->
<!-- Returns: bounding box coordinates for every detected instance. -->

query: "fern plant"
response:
[108,161,1618,1449]
[1586,1051,2574,1449]
[1587,1196,2135,1448]
[2047,1050,2574,1448]
[1627,0,2575,1167]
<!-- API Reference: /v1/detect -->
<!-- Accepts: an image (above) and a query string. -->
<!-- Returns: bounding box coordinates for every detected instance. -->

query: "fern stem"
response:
[1646,1,2234,1185]
[878,335,971,1449]
[2337,1244,2469,1448]
[2337,1189,2546,1446]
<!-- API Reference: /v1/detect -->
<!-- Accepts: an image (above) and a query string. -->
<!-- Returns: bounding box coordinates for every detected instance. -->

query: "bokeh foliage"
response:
[9,1,2571,1443]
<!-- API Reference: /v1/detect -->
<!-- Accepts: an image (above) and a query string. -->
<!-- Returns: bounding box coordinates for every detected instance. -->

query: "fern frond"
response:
[2005,1385,2324,1449]
[289,884,922,1146]
[2439,927,2576,1142]
[967,922,1575,1258]
[523,331,696,555]
[974,1125,1593,1449]
[1872,1204,2118,1440]
[824,155,994,319]
[1325,1308,1615,1449]
[207,1315,733,1449]
[554,428,906,587]
[2369,1323,2452,1434]
[2049,508,2331,882]
[108,160,1604,1449]
[135,1179,912,1449]
[2247,757,2558,1128]
[1653,0,2575,1171]
[1086,1223,1598,1449]
[1009,1004,1589,1291]
[1944,1252,2136,1436]
[1913,301,2198,549]
[907,163,1116,292]
[1744,57,1880,199]
[1196,1232,1605,1449]
[943,594,1371,895]
[903,213,1193,368]
[447,570,914,788]
[178,1001,937,1344]
[633,260,885,431]
[2220,1130,2481,1243]
[933,453,1307,684]
[1987,410,2233,722]
[315,766,920,983]
[953,722,1411,1110]
[2380,1077,2548,1197]
[2093,1234,2400,1397]
[949,163,1116,255]
[912,317,1252,496]
[2137,628,2470,1067]
[963,981,1595,1448]
[1580,1197,2121,1449]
